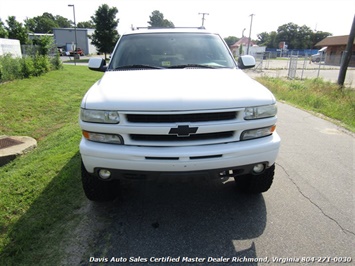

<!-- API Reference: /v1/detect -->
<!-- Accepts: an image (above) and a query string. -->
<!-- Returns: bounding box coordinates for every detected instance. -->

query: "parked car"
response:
[311,47,327,63]
[80,28,280,201]
[70,48,84,56]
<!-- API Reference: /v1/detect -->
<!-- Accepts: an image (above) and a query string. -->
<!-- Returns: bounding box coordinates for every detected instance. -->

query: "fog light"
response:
[253,164,265,174]
[99,169,111,179]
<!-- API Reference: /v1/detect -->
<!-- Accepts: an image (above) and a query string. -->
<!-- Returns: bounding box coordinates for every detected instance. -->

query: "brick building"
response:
[315,35,355,66]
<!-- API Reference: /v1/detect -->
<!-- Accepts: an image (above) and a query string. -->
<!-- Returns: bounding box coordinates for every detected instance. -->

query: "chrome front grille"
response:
[120,109,242,146]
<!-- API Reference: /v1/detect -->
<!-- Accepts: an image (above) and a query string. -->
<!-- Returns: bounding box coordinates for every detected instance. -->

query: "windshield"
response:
[108,32,236,70]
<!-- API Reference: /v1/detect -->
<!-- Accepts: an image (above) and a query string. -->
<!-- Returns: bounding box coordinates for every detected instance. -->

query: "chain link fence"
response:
[247,52,355,88]
[21,43,58,57]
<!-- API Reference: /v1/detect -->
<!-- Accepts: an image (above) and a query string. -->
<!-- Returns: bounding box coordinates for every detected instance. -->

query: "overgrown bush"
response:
[0,52,62,83]
[32,54,51,76]
[50,52,63,70]
[21,56,35,78]
[0,54,23,81]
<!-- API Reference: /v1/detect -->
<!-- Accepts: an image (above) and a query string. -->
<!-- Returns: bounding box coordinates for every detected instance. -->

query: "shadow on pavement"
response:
[83,177,267,265]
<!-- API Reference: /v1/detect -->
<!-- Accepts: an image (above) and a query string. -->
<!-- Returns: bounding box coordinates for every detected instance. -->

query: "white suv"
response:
[80,28,281,201]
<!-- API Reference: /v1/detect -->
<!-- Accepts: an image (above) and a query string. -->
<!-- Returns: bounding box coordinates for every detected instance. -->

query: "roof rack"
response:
[131,26,206,31]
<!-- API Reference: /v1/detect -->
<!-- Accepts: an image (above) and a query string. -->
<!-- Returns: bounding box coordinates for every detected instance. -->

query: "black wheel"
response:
[81,161,120,201]
[234,164,275,194]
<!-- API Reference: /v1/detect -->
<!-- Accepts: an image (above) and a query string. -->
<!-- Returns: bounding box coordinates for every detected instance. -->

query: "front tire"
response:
[234,164,275,194]
[81,161,120,201]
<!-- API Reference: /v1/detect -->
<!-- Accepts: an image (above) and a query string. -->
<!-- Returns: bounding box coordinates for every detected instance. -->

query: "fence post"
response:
[288,52,297,79]
[301,56,307,80]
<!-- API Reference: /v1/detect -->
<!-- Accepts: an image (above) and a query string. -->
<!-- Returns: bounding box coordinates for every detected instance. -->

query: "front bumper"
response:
[80,132,280,179]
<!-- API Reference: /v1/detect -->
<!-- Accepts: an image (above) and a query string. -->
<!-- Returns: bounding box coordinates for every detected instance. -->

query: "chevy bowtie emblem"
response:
[169,125,198,137]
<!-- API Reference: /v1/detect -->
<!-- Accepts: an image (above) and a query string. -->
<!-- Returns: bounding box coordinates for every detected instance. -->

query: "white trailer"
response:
[0,38,22,57]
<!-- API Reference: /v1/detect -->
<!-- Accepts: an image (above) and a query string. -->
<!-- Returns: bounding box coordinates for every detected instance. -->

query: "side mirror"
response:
[238,55,256,69]
[88,58,107,72]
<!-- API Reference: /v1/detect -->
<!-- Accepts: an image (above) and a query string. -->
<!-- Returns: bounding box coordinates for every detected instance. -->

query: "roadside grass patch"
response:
[256,77,355,132]
[0,65,103,265]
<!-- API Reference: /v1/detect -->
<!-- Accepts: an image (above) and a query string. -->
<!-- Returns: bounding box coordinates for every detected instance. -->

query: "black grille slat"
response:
[190,154,222,160]
[126,112,237,123]
[130,131,234,142]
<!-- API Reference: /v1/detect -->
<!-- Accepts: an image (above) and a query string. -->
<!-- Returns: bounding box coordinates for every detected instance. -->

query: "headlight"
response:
[241,125,276,140]
[82,131,123,144]
[81,109,119,124]
[244,104,277,120]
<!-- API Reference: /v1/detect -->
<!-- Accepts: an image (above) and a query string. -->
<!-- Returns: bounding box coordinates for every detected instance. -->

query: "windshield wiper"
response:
[112,64,163,70]
[167,64,223,69]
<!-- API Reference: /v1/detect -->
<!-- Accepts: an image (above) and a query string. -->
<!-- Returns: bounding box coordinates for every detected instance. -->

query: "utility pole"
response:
[338,14,355,88]
[68,4,77,66]
[247,14,255,55]
[198,13,209,28]
[240,28,246,56]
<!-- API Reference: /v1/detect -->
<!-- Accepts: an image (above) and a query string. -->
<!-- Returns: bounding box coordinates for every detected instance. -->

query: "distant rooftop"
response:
[230,37,256,48]
[315,35,354,47]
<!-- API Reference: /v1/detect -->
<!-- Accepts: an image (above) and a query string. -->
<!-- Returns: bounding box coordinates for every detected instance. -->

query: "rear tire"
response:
[234,164,275,194]
[81,161,120,201]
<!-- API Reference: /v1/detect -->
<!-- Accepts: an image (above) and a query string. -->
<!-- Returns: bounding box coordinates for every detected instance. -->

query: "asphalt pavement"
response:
[64,102,355,265]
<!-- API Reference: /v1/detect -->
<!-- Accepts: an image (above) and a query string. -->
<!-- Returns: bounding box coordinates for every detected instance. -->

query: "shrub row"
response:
[0,53,63,83]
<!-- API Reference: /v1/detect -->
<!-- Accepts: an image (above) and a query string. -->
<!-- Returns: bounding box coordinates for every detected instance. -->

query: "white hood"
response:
[82,69,275,111]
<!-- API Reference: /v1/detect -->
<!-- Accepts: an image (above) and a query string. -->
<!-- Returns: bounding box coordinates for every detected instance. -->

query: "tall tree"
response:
[147,10,174,28]
[0,19,8,38]
[262,22,332,49]
[224,36,239,47]
[90,4,119,59]
[25,13,72,33]
[257,31,278,48]
[77,21,95,29]
[25,16,57,33]
[5,16,29,44]
[297,25,313,49]
[54,15,72,28]
[276,22,299,49]
[312,31,332,48]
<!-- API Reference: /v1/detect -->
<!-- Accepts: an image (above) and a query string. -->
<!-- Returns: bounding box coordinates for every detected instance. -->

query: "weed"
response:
[257,77,355,131]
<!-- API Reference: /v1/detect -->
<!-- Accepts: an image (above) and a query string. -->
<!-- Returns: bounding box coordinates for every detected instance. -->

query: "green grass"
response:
[0,65,103,265]
[62,58,90,64]
[256,77,355,132]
